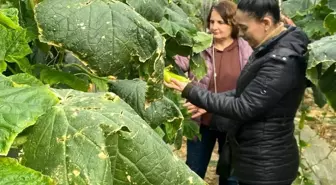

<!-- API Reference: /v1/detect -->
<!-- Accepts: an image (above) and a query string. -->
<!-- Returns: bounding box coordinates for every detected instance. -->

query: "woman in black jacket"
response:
[165,0,309,185]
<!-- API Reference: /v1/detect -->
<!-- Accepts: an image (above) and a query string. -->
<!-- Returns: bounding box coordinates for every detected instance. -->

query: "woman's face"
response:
[235,10,268,48]
[209,9,233,41]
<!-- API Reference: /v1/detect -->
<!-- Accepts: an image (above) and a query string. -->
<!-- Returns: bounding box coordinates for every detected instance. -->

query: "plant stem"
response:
[7,65,16,74]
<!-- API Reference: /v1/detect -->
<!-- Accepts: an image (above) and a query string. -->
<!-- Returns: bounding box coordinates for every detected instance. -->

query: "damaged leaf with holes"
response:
[35,0,165,101]
[21,89,205,185]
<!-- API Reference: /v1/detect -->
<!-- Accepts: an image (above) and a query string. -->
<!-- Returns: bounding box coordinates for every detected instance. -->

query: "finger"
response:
[170,78,180,85]
[191,111,205,118]
[170,78,186,90]
[188,107,198,113]
[183,102,193,107]
[164,81,178,90]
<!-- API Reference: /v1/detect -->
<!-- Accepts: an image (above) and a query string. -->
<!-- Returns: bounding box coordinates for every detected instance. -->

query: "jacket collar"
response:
[253,26,296,57]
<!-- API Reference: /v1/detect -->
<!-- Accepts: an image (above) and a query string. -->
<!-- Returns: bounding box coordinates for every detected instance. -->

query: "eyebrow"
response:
[238,23,246,27]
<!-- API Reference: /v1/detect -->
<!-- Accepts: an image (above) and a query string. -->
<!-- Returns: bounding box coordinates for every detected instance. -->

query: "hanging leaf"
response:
[22,89,205,185]
[35,0,165,102]
[0,157,54,185]
[190,53,207,80]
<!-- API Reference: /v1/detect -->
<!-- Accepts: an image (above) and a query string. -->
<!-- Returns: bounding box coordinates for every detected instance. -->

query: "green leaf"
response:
[124,0,200,49]
[192,32,213,53]
[0,157,54,185]
[8,73,44,86]
[299,139,310,148]
[190,53,207,80]
[299,111,306,130]
[282,0,312,18]
[40,67,89,92]
[311,83,327,108]
[0,8,31,69]
[0,75,59,155]
[13,57,32,74]
[300,19,327,39]
[124,0,169,22]
[318,63,336,110]
[0,60,7,73]
[183,119,201,140]
[35,0,165,101]
[305,116,317,121]
[154,126,165,138]
[165,37,192,57]
[328,0,336,11]
[90,76,108,92]
[109,79,183,130]
[307,35,336,110]
[0,11,19,29]
[22,89,205,185]
[324,12,336,34]
[174,128,183,149]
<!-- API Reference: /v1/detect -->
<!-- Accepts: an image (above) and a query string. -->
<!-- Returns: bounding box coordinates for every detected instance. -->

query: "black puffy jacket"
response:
[182,26,309,185]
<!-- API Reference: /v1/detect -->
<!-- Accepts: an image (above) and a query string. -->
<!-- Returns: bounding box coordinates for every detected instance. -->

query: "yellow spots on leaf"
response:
[71,111,78,118]
[56,135,71,143]
[72,169,80,177]
[108,75,116,80]
[188,176,193,184]
[98,152,108,160]
[127,175,131,182]
[144,100,151,110]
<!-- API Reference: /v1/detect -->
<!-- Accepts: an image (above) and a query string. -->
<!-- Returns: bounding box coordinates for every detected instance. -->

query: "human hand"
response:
[281,14,296,26]
[164,78,188,92]
[183,102,207,118]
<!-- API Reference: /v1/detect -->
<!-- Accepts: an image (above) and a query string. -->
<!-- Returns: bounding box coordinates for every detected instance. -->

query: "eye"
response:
[238,24,247,31]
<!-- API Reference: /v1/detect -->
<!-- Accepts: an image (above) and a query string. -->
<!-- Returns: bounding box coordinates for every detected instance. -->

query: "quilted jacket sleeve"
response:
[182,53,303,121]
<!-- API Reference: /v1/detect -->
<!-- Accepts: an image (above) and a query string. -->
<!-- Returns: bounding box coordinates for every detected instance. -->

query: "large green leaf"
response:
[123,0,209,78]
[324,12,336,34]
[282,0,313,18]
[0,157,54,185]
[0,75,58,155]
[0,8,31,73]
[22,89,205,185]
[307,35,336,110]
[318,63,336,110]
[39,67,89,92]
[0,10,19,29]
[328,0,336,11]
[190,53,208,80]
[35,0,165,102]
[109,79,183,143]
[295,17,328,39]
[8,73,44,86]
[192,32,213,54]
[3,0,39,41]
[124,0,169,22]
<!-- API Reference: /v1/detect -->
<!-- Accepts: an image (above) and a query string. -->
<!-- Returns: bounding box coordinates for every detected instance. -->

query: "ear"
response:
[261,16,273,31]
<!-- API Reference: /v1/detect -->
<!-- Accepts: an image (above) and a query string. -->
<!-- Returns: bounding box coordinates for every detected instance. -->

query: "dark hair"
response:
[207,0,239,39]
[237,0,281,23]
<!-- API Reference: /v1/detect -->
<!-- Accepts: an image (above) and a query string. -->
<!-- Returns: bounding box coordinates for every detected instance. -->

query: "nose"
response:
[211,23,218,33]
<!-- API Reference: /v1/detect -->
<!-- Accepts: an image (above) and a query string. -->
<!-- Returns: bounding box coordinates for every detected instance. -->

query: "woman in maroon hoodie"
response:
[174,1,252,184]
